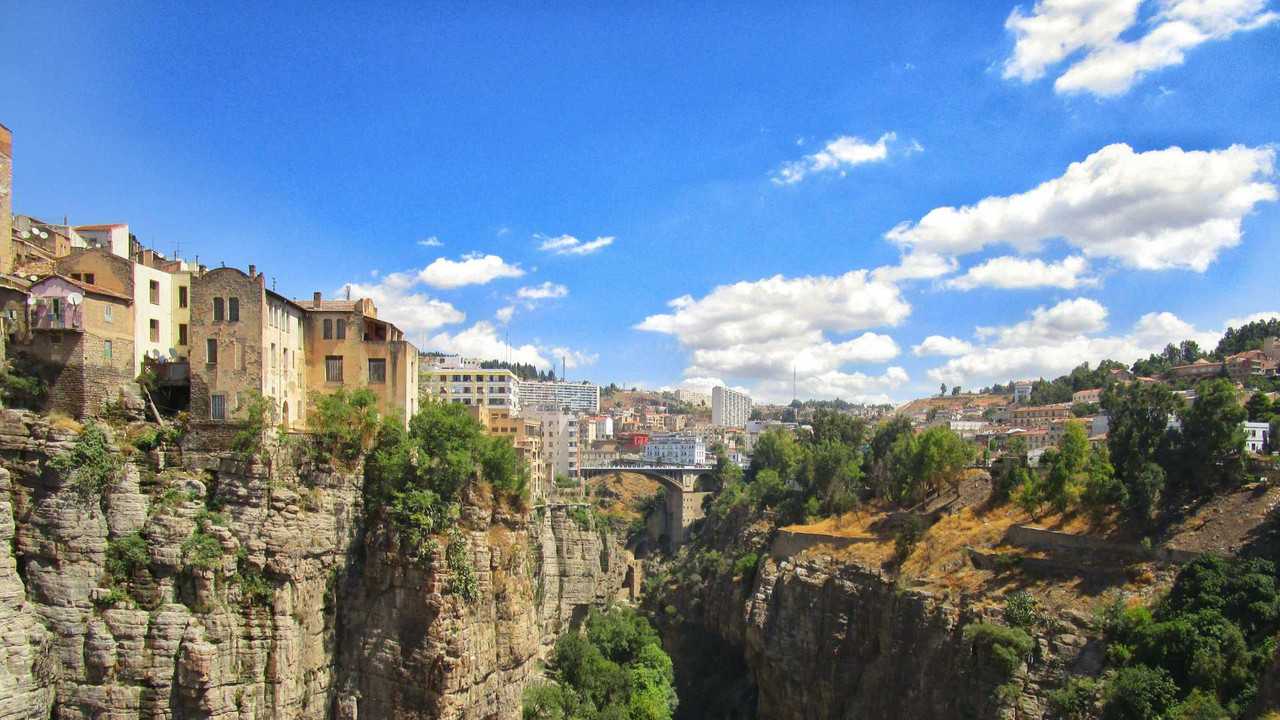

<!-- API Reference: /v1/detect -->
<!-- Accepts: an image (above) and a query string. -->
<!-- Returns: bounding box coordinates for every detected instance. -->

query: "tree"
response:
[807,409,868,448]
[1103,382,1183,520]
[1176,379,1246,493]
[1044,421,1089,512]
[868,416,913,499]
[951,385,961,396]
[749,429,801,482]
[1245,392,1274,422]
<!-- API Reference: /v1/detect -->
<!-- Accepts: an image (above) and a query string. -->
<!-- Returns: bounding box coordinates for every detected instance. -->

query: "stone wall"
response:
[1005,525,1202,565]
[21,332,139,418]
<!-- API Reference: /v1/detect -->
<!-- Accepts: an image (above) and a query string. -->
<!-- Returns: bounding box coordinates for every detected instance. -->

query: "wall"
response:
[131,262,174,372]
[300,307,416,425]
[189,267,266,421]
[262,296,306,429]
[0,124,12,275]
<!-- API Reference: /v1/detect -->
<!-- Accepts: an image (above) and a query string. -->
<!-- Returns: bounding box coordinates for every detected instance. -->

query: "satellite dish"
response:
[67,293,83,306]
[27,296,37,306]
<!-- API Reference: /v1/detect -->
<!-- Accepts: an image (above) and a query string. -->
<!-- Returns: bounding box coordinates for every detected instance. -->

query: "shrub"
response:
[446,529,477,602]
[105,531,150,586]
[49,421,122,501]
[0,356,47,409]
[1003,590,1041,630]
[388,488,457,561]
[732,552,759,581]
[231,391,275,459]
[234,549,274,607]
[182,513,226,572]
[1048,676,1100,720]
[894,514,927,562]
[311,388,380,464]
[962,622,1034,678]
[1102,665,1178,720]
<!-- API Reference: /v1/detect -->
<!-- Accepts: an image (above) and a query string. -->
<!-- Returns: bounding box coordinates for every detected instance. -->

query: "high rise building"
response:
[517,379,600,413]
[525,407,581,480]
[712,386,751,428]
[419,357,522,412]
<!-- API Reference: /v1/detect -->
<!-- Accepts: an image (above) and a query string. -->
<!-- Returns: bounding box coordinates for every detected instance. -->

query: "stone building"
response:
[189,266,308,428]
[0,123,11,274]
[19,275,135,417]
[298,292,419,426]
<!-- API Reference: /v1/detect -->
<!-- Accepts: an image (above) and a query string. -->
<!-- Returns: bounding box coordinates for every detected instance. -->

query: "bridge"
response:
[579,461,718,550]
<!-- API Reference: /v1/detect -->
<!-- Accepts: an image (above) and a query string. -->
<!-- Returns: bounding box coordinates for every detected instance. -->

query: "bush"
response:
[49,421,122,501]
[389,488,457,561]
[894,514,927,562]
[312,388,381,464]
[1003,590,1041,629]
[231,391,275,459]
[732,552,759,581]
[105,531,150,586]
[1102,666,1178,720]
[962,622,1034,678]
[446,529,478,602]
[234,550,274,607]
[1048,676,1100,720]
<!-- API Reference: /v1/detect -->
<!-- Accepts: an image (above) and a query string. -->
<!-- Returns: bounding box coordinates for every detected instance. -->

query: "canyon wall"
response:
[0,410,630,720]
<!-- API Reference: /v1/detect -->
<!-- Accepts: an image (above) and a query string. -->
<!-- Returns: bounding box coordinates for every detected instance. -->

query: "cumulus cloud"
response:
[416,253,525,289]
[772,132,899,185]
[494,305,515,324]
[870,252,957,283]
[751,366,911,405]
[337,276,465,336]
[427,322,552,369]
[516,282,569,301]
[537,234,615,256]
[636,270,911,401]
[913,336,975,357]
[948,255,1096,290]
[417,236,443,247]
[886,143,1277,272]
[1223,310,1280,329]
[548,347,599,370]
[1003,0,1279,97]
[925,297,1220,387]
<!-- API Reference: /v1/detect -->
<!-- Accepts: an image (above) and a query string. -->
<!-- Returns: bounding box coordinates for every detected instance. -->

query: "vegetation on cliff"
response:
[524,606,677,720]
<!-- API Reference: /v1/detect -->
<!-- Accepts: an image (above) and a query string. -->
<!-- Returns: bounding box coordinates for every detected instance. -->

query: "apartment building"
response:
[299,292,419,426]
[1012,380,1034,404]
[525,407,581,480]
[469,405,547,500]
[674,388,710,408]
[21,275,135,417]
[518,379,600,413]
[420,361,522,412]
[711,386,751,428]
[1010,402,1072,428]
[1072,387,1103,405]
[644,433,707,466]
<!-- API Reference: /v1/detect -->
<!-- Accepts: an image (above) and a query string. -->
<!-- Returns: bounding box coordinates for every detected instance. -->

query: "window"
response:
[336,319,346,340]
[149,280,160,305]
[271,343,277,369]
[178,324,188,346]
[228,297,239,322]
[213,297,224,322]
[104,340,112,360]
[211,394,226,421]
[283,348,289,373]
[84,273,95,285]
[325,355,344,383]
[206,338,218,365]
[51,332,61,344]
[368,358,386,383]
[323,319,333,339]
[103,305,113,323]
[149,319,160,342]
[70,273,81,281]
[178,286,188,308]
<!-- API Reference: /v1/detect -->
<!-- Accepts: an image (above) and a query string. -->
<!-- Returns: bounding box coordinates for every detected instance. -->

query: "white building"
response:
[582,415,613,442]
[518,380,600,413]
[675,388,711,408]
[644,433,707,466]
[712,386,751,428]
[526,408,581,479]
[744,419,801,451]
[1245,421,1271,453]
[131,262,176,373]
[1013,380,1034,404]
[420,363,522,412]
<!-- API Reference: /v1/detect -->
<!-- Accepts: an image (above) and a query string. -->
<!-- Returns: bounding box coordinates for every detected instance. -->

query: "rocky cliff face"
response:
[652,520,1103,720]
[0,410,630,720]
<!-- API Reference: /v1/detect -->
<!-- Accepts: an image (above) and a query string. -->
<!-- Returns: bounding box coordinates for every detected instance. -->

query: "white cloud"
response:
[870,252,957,283]
[416,253,525,289]
[752,366,911,405]
[337,276,465,336]
[926,297,1221,387]
[537,234,615,256]
[418,236,443,247]
[549,347,599,370]
[1223,311,1280,329]
[913,336,975,357]
[636,270,911,401]
[516,282,569,300]
[428,322,552,369]
[948,255,1096,290]
[772,132,898,185]
[886,143,1277,272]
[1003,0,1279,97]
[495,305,515,324]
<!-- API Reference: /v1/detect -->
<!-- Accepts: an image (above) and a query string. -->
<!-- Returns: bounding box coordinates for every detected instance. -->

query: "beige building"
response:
[420,361,522,412]
[0,124,11,274]
[1010,402,1072,428]
[298,293,419,426]
[469,405,547,500]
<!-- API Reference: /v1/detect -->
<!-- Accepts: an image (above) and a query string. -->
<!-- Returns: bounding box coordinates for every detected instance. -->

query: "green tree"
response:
[1245,392,1274,422]
[1102,665,1178,720]
[1176,379,1247,493]
[1103,382,1183,521]
[749,429,802,482]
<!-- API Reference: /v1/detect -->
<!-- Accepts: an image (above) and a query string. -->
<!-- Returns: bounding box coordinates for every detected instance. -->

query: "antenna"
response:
[793,364,796,403]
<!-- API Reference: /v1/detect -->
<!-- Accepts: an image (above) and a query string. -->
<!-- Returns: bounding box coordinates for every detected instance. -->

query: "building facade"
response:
[469,405,547,500]
[1010,402,1072,428]
[1245,421,1271,453]
[711,385,751,428]
[518,379,600,413]
[0,124,11,274]
[644,433,707,465]
[420,363,521,412]
[525,407,581,480]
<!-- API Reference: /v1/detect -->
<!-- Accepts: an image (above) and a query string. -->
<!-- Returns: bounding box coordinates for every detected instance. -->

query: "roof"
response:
[293,298,368,313]
[265,289,309,313]
[72,223,127,231]
[31,273,133,302]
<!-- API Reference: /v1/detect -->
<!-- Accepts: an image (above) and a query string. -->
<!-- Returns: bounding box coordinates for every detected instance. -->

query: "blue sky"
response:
[3,1,1278,403]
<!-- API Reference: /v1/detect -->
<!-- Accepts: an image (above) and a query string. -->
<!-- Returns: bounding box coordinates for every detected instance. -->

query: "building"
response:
[20,275,135,417]
[582,439,622,467]
[1072,387,1103,405]
[674,388,711,408]
[469,405,547,500]
[298,292,419,426]
[1012,380,1034,404]
[420,362,521,412]
[190,267,309,428]
[711,386,751,428]
[644,433,707,466]
[1010,402,1072,428]
[526,407,581,480]
[583,415,613,441]
[69,223,131,258]
[518,379,600,413]
[1245,421,1271,453]
[0,123,11,274]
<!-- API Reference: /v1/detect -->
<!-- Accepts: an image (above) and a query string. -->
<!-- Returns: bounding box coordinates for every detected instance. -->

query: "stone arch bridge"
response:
[579,461,717,550]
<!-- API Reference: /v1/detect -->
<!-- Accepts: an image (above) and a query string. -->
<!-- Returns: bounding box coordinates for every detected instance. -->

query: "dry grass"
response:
[46,412,83,434]
[586,471,662,523]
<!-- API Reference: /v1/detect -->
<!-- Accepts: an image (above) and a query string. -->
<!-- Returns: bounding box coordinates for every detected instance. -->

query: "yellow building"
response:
[468,404,547,500]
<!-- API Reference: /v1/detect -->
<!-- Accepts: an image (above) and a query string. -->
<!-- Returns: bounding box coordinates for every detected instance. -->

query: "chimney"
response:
[248,264,256,277]
[313,291,322,308]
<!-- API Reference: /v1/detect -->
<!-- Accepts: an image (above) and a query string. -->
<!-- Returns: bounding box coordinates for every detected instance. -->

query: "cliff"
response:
[0,410,631,720]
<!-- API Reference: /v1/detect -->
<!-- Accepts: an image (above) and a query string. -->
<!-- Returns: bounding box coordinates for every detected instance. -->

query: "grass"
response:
[47,412,83,433]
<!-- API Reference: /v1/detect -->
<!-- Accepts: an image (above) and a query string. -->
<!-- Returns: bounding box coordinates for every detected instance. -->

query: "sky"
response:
[2,0,1278,404]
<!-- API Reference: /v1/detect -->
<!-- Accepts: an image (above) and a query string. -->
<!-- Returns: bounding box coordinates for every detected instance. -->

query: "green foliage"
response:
[389,487,457,561]
[731,552,759,581]
[1102,665,1179,720]
[526,607,677,720]
[962,622,1034,679]
[569,506,594,529]
[105,531,150,586]
[1103,381,1183,522]
[1245,392,1275,423]
[1175,380,1247,493]
[480,433,529,501]
[311,388,381,464]
[446,529,478,602]
[0,356,47,409]
[1215,318,1280,357]
[884,426,975,506]
[894,514,927,562]
[234,549,274,607]
[1003,591,1041,630]
[1048,676,1100,720]
[49,421,122,501]
[181,512,226,572]
[231,390,275,458]
[749,429,802,481]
